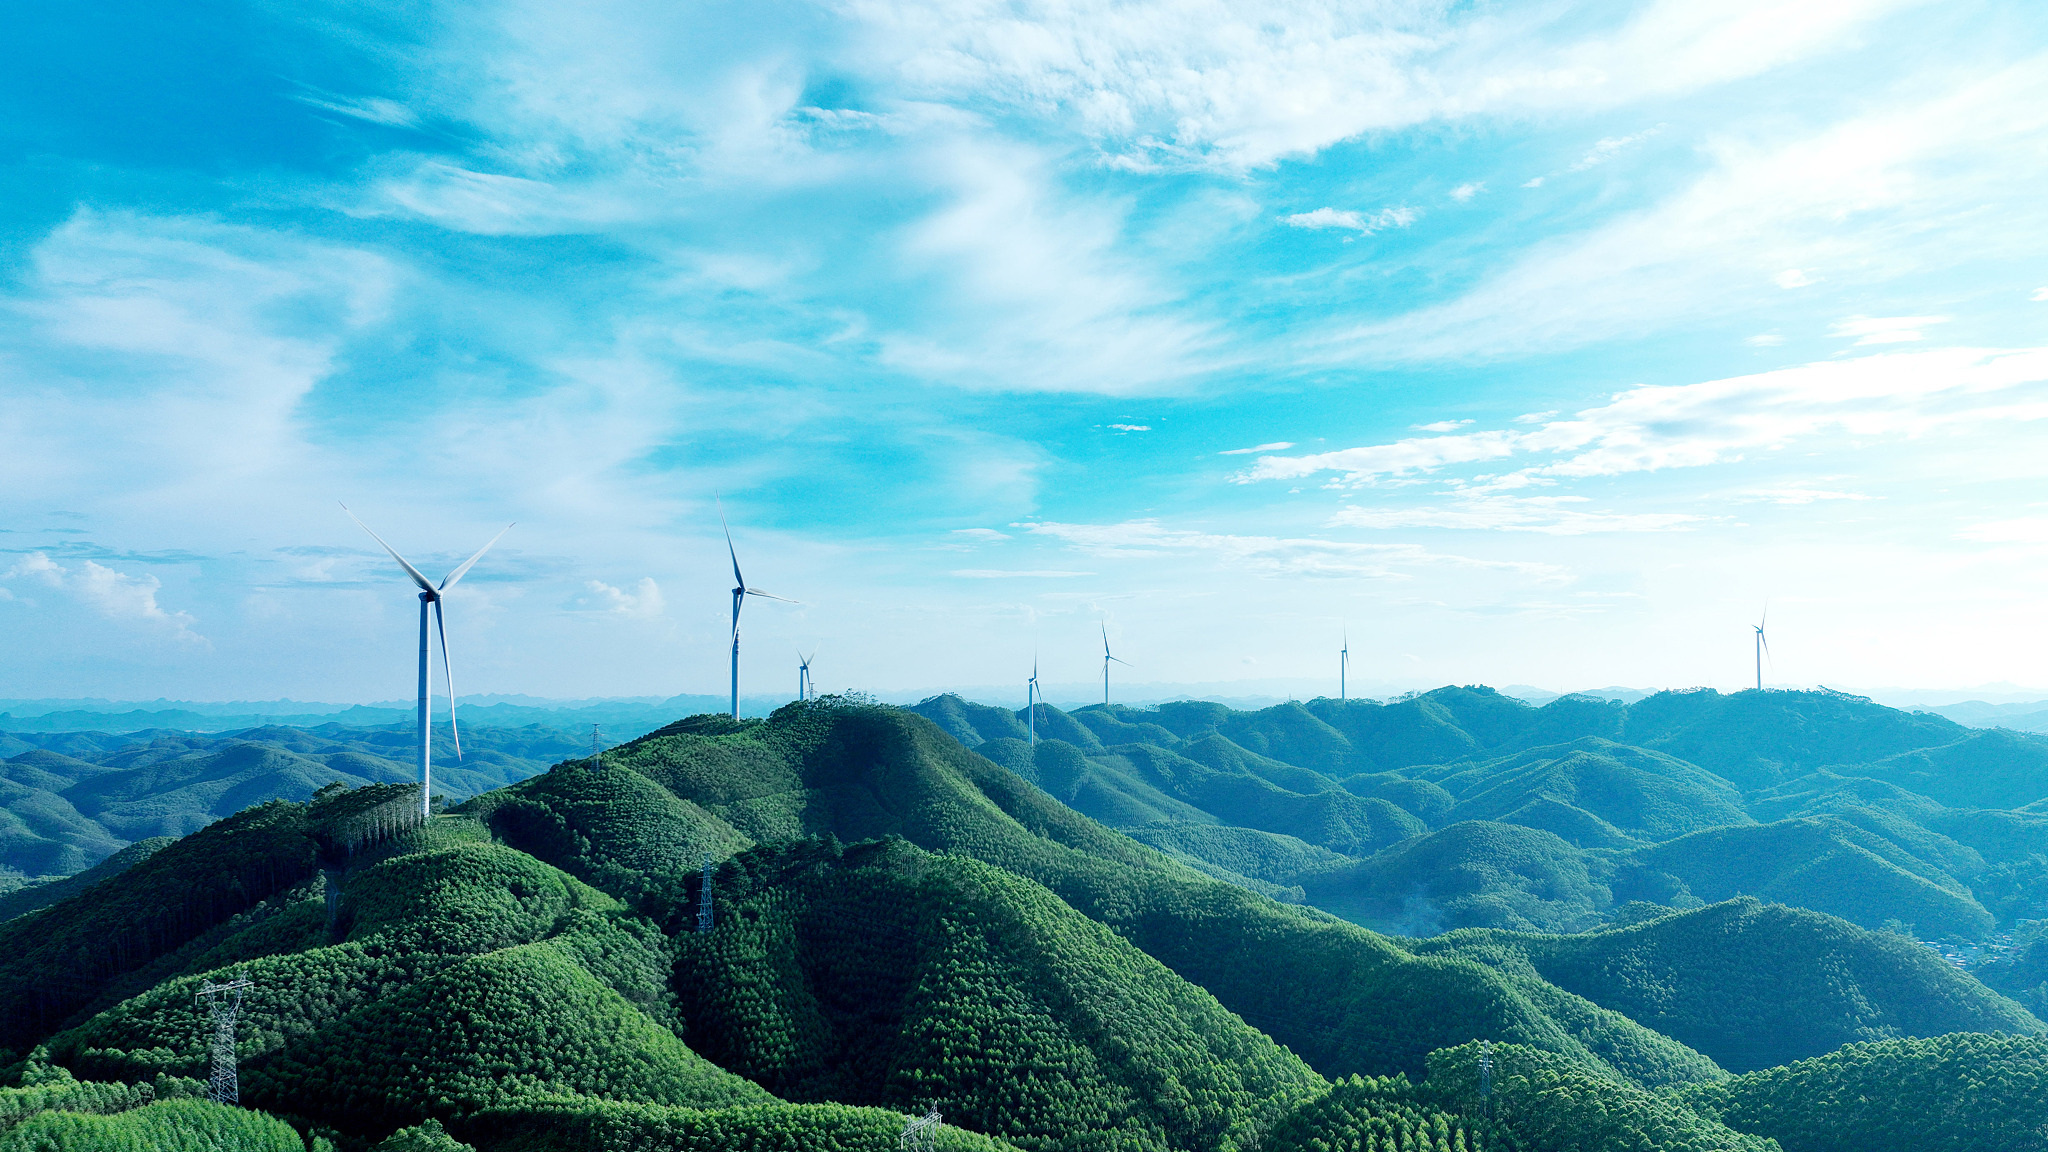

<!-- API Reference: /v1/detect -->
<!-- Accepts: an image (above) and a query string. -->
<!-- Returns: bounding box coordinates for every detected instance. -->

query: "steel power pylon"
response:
[901,1106,943,1152]
[196,975,254,1105]
[696,855,715,934]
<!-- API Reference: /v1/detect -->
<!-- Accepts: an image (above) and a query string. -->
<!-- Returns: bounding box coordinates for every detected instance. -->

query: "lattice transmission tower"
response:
[196,975,254,1105]
[696,855,715,933]
[1478,1040,1493,1118]
[901,1105,942,1152]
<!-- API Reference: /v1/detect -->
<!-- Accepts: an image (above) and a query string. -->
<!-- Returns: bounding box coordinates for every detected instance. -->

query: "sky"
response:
[2,0,2047,706]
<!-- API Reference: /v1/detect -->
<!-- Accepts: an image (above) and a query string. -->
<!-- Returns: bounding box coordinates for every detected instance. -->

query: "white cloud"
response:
[858,0,1914,169]
[1521,177,1546,189]
[1828,315,1949,345]
[951,528,1012,540]
[1109,423,1152,431]
[2033,287,2048,302]
[1450,182,1485,202]
[1332,495,1703,535]
[578,577,665,616]
[1245,346,2048,489]
[950,569,1096,578]
[1021,519,1565,580]
[1324,58,2048,363]
[291,88,422,129]
[1219,441,1294,454]
[1958,518,2048,544]
[1567,127,1661,171]
[1281,206,1418,235]
[1,553,204,642]
[1736,487,1874,504]
[1236,428,1521,484]
[1414,419,1474,432]
[1746,333,1787,347]
[1774,268,1819,288]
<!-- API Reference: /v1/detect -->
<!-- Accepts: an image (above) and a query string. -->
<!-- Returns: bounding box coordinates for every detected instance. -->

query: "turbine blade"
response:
[1109,655,1131,666]
[745,588,799,604]
[717,495,744,588]
[435,600,462,761]
[440,523,515,590]
[341,503,434,592]
[731,590,743,638]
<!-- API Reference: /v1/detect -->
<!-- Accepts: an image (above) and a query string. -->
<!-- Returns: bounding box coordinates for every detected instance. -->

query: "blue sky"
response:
[3,0,2047,705]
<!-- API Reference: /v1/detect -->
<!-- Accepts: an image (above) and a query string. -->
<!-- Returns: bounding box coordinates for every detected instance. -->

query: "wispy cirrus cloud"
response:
[1243,346,2048,492]
[1020,519,1566,579]
[1331,495,1704,535]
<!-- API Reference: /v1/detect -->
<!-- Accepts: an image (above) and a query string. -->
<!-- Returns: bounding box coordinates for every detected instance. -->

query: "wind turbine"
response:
[1753,608,1771,691]
[797,649,817,701]
[342,505,512,819]
[1027,658,1041,746]
[1101,623,1129,707]
[720,501,795,720]
[1340,628,1349,701]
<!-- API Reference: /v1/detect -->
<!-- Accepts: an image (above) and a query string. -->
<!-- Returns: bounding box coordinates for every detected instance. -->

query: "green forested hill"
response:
[909,688,2048,942]
[6,698,2048,1151]
[468,703,1723,1087]
[1406,898,2041,1072]
[670,837,1324,1152]
[1675,1032,2048,1152]
[0,725,587,887]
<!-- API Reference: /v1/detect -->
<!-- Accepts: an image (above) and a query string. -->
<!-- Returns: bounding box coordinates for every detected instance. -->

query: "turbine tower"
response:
[1340,629,1349,701]
[720,501,795,720]
[798,649,817,701]
[1101,623,1129,706]
[344,505,511,819]
[1753,608,1771,691]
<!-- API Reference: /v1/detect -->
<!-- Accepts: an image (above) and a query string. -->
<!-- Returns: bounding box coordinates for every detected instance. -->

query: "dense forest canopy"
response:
[2,693,2045,1150]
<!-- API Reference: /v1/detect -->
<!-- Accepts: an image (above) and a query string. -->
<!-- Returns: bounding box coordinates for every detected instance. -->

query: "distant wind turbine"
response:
[1027,657,1041,746]
[342,504,512,819]
[1101,623,1129,706]
[720,500,796,720]
[1340,628,1349,701]
[1753,607,1771,691]
[798,648,817,701]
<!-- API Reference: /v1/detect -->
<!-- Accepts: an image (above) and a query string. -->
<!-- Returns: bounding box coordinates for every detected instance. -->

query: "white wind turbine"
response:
[798,649,817,701]
[1753,607,1771,691]
[720,502,796,720]
[1027,657,1041,746]
[1101,623,1129,706]
[1340,628,1350,701]
[343,505,512,819]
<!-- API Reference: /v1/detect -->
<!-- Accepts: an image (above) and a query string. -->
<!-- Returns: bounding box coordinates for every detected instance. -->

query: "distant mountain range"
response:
[907,686,2048,955]
[0,694,787,734]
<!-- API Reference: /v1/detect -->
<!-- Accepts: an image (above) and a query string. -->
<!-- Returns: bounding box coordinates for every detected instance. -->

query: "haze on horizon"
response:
[3,0,2046,706]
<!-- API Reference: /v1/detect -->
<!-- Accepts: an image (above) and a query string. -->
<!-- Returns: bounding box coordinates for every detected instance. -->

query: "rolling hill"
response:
[909,688,2048,942]
[6,697,2048,1152]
